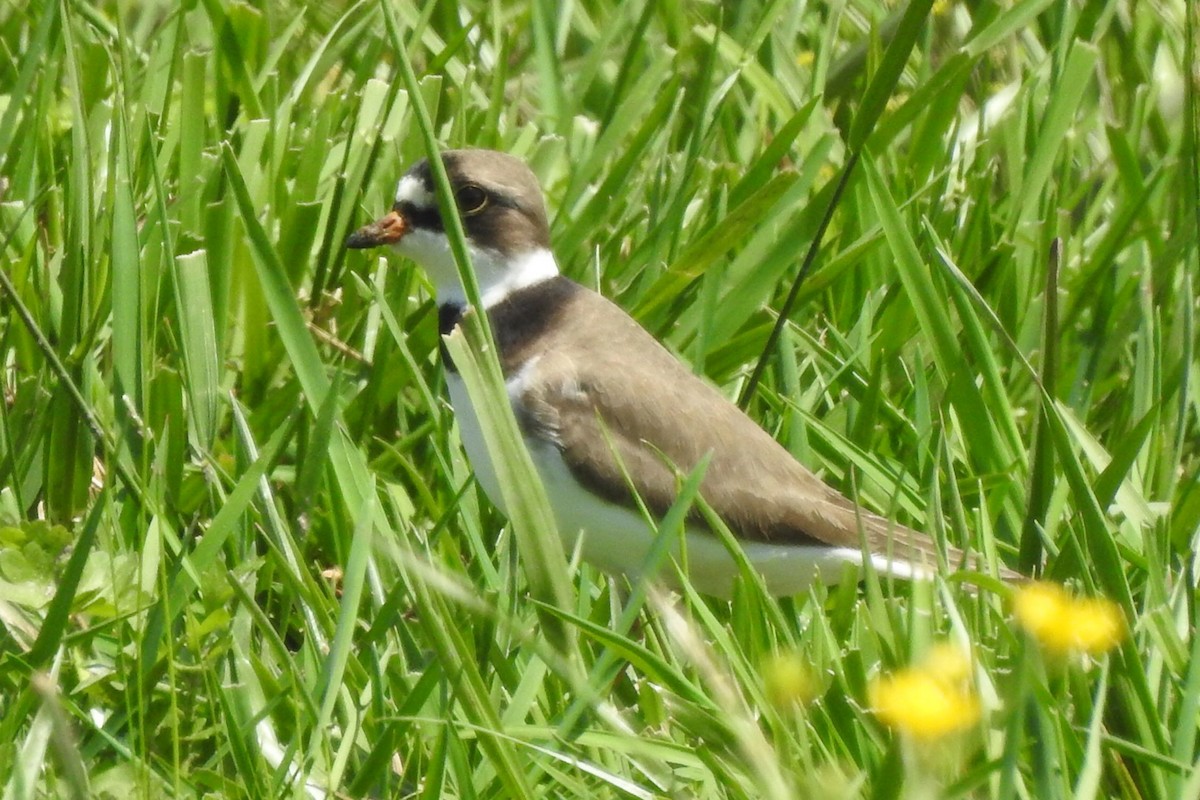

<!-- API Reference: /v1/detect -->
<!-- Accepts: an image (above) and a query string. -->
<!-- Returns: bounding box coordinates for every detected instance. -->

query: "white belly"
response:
[446,373,868,598]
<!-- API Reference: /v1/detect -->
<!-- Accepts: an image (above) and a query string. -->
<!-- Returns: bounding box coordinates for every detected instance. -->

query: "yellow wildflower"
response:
[1013,582,1125,656]
[922,641,972,684]
[795,51,815,68]
[869,644,980,740]
[761,650,819,708]
[871,670,980,740]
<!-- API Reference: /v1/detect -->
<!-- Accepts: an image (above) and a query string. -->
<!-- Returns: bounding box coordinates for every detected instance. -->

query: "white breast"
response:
[445,371,875,597]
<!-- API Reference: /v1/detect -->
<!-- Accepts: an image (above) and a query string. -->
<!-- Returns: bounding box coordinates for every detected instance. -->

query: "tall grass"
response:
[0,0,1195,797]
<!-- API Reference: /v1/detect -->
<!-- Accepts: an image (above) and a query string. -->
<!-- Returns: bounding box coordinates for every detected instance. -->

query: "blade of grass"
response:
[378,0,574,631]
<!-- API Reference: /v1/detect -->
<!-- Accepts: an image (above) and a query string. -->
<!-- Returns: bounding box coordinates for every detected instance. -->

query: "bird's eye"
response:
[456,184,488,215]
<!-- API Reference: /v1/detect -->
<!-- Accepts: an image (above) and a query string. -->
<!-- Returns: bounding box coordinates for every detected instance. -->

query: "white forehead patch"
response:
[394,174,434,207]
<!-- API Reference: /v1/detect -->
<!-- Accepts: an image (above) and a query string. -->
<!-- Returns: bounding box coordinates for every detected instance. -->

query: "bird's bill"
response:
[346,209,407,249]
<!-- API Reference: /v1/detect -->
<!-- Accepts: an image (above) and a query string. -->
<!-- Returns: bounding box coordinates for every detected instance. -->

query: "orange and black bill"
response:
[346,210,407,249]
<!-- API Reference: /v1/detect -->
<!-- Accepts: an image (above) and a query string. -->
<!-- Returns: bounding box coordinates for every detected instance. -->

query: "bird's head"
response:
[347,149,558,306]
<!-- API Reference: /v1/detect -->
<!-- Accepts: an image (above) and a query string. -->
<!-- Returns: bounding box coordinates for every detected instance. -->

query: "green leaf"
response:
[848,0,936,150]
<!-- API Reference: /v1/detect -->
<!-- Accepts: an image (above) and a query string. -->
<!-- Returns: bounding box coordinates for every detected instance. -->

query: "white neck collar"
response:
[393,229,560,308]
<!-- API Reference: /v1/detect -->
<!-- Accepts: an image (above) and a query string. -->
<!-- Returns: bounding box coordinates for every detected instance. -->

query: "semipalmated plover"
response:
[348,149,1013,596]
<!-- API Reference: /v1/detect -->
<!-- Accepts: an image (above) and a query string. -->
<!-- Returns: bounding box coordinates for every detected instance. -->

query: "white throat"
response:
[395,231,559,307]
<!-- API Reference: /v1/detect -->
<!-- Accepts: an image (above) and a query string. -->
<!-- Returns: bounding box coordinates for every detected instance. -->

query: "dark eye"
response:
[456,184,488,215]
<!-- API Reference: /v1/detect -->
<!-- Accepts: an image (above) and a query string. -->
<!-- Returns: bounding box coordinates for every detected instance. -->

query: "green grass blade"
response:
[171,251,221,451]
[847,0,936,150]
[379,0,574,626]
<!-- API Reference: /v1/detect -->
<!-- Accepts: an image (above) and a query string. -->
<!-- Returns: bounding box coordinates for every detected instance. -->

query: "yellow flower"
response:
[1013,582,1125,656]
[871,670,980,740]
[761,650,819,708]
[795,51,815,68]
[869,644,980,740]
[922,641,972,684]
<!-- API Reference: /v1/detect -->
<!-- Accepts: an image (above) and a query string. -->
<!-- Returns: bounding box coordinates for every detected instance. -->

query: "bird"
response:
[347,149,1013,597]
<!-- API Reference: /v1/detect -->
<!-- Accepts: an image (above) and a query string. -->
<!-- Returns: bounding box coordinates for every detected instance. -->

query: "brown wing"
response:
[493,278,961,572]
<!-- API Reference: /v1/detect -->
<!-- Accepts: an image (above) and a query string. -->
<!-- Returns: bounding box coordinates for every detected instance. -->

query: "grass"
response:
[0,0,1196,797]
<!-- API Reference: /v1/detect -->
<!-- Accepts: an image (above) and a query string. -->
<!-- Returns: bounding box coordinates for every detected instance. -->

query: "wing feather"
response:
[498,279,973,573]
